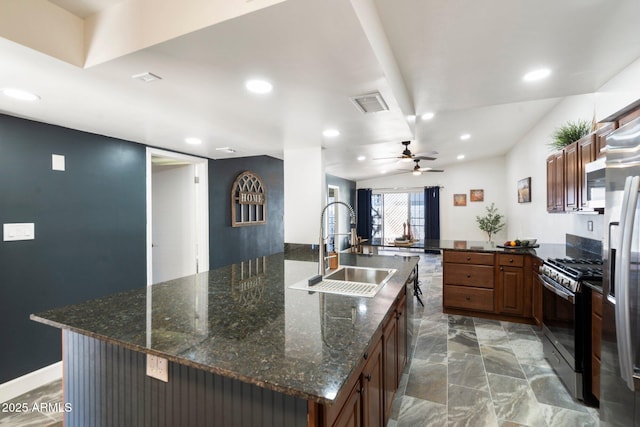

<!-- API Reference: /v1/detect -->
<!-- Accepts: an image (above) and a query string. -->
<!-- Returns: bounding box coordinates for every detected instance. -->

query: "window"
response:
[370,190,424,244]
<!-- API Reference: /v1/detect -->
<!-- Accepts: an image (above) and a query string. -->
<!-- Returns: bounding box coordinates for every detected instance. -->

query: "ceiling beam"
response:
[0,0,84,67]
[349,0,415,136]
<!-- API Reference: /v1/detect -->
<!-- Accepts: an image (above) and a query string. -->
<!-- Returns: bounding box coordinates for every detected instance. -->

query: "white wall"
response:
[284,146,325,245]
[357,156,509,242]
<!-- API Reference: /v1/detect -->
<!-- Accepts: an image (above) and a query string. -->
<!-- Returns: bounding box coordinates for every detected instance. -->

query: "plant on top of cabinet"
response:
[475,202,505,242]
[548,119,592,151]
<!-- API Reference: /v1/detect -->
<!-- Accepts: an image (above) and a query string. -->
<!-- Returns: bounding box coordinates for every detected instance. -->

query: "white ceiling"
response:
[1,0,640,181]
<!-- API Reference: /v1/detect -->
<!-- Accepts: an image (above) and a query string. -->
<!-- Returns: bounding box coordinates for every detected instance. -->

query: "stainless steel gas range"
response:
[539,256,602,402]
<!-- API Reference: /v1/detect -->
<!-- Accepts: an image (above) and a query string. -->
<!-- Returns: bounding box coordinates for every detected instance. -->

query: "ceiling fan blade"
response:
[414,155,437,161]
[414,150,439,157]
[373,156,401,160]
[423,169,444,173]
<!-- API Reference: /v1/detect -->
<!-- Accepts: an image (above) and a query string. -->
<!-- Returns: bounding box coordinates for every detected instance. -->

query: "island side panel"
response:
[62,330,308,427]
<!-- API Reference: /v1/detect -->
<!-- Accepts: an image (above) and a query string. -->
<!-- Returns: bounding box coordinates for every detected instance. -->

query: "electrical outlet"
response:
[146,354,168,382]
[588,220,594,232]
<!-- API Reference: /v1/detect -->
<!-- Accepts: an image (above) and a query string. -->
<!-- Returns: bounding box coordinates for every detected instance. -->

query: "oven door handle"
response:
[538,274,575,303]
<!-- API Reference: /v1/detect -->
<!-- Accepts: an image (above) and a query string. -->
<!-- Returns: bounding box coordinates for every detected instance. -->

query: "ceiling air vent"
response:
[350,91,389,114]
[131,72,162,83]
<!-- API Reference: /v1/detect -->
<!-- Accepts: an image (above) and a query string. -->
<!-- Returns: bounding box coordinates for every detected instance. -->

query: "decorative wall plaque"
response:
[232,171,266,227]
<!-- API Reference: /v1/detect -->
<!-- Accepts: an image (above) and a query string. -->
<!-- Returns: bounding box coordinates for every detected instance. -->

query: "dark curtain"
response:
[424,186,440,253]
[356,188,373,241]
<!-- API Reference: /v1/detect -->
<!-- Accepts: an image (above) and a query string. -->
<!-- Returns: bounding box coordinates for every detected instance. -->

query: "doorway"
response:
[146,148,209,286]
[327,185,342,251]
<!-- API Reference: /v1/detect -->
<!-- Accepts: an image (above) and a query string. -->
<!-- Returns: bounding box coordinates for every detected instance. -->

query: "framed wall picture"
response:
[470,189,484,202]
[518,177,531,203]
[453,194,467,206]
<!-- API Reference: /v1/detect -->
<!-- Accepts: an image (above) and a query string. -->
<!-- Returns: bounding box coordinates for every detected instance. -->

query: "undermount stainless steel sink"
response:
[288,266,397,298]
[324,266,396,286]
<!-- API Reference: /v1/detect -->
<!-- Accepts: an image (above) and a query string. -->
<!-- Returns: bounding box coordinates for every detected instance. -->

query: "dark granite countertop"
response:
[425,239,572,261]
[31,252,418,404]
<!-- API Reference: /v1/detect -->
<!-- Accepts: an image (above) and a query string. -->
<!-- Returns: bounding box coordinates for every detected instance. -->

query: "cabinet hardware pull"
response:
[466,274,471,278]
[358,387,364,395]
[366,374,372,381]
[466,256,471,261]
[500,267,504,271]
[465,297,471,301]
[509,258,514,263]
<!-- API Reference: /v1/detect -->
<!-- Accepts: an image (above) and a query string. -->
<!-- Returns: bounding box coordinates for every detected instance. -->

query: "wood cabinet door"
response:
[564,142,578,211]
[595,123,615,159]
[333,379,362,427]
[547,152,565,212]
[546,155,556,212]
[578,135,596,209]
[532,271,543,326]
[498,266,525,316]
[362,338,384,427]
[382,311,398,418]
[396,293,407,379]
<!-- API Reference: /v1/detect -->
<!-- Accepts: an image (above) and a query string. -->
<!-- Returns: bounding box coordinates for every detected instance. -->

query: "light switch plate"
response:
[52,154,65,171]
[3,223,35,241]
[146,354,168,382]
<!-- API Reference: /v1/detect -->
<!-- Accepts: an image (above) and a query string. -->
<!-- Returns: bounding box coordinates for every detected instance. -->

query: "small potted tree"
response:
[476,203,505,242]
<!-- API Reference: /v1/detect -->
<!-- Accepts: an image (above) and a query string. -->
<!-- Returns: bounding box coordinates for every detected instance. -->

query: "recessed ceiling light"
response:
[406,115,416,122]
[381,170,387,174]
[357,155,366,161]
[457,154,465,160]
[245,79,273,94]
[1,88,40,101]
[323,129,340,137]
[185,137,202,145]
[421,112,435,120]
[215,147,236,153]
[523,68,551,82]
[460,134,471,141]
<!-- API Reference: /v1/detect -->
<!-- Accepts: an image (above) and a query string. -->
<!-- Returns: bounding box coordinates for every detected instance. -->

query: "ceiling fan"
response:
[374,141,438,162]
[402,159,444,175]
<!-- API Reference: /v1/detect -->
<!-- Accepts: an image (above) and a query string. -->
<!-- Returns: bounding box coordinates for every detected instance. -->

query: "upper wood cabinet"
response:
[547,133,596,213]
[578,134,596,210]
[564,142,579,211]
[547,151,564,213]
[595,122,616,159]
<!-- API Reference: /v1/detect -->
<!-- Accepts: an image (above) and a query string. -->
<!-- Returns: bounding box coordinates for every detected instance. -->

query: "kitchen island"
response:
[31,252,419,427]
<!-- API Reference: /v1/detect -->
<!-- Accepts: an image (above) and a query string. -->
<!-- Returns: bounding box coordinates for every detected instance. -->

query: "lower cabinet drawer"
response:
[444,264,494,288]
[444,285,494,312]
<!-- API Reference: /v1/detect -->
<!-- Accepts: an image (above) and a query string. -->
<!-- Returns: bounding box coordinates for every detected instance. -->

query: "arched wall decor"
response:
[231,171,266,227]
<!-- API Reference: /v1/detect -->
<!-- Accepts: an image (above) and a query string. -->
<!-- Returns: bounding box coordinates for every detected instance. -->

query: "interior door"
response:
[151,162,197,283]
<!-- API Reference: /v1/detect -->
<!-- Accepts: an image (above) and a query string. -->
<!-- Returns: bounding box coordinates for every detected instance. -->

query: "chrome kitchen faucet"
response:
[319,201,357,274]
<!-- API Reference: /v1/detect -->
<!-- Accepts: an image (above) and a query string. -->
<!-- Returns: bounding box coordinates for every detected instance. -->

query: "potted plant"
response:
[476,202,505,242]
[548,119,591,151]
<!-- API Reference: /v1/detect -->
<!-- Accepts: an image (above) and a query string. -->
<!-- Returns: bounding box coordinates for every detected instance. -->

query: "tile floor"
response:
[385,251,599,427]
[1,252,599,427]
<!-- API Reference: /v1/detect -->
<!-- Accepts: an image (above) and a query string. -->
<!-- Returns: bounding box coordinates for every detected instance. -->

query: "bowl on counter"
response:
[520,238,537,246]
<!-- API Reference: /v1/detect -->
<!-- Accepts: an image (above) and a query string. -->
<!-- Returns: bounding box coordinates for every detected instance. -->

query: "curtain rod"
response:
[361,186,444,191]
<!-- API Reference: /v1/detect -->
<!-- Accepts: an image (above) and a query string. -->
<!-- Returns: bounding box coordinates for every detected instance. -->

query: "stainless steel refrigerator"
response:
[601,116,640,426]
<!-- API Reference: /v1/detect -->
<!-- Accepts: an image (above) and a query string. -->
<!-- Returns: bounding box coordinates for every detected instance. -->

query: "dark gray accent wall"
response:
[209,156,284,269]
[0,114,147,383]
[63,330,308,427]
